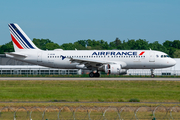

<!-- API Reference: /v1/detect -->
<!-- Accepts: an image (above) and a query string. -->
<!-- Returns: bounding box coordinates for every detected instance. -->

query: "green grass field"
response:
[0,80,179,102]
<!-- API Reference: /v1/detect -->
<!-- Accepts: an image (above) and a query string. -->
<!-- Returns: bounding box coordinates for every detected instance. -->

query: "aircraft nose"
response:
[171,59,176,66]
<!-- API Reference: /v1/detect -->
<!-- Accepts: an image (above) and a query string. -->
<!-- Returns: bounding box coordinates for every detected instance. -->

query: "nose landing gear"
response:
[151,69,155,78]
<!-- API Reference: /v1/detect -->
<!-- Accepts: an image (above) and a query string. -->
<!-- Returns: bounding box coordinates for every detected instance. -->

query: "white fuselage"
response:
[7,49,176,70]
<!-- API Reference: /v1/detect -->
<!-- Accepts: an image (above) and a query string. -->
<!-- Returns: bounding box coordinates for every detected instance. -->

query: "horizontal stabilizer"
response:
[5,52,27,58]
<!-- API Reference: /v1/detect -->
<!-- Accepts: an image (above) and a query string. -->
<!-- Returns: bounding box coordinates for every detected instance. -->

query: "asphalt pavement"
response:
[0,77,179,81]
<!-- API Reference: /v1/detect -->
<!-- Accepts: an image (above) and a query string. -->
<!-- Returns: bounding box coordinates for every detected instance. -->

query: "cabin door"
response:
[149,52,155,62]
[37,52,42,62]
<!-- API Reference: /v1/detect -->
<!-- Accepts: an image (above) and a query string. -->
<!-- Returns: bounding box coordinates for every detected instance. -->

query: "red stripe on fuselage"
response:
[10,34,23,49]
[139,51,145,55]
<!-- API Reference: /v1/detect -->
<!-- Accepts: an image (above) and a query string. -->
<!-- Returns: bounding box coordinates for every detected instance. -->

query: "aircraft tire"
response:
[89,72,94,77]
[151,74,155,78]
[94,73,100,77]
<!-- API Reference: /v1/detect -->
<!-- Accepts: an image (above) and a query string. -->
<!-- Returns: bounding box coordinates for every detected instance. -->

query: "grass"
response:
[0,102,178,107]
[0,80,179,102]
[0,80,179,119]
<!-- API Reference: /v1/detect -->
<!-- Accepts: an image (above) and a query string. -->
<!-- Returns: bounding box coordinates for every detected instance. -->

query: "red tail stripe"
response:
[10,34,23,49]
[139,51,145,55]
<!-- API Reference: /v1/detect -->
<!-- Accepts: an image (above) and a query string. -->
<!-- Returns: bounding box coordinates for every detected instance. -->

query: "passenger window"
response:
[161,55,163,58]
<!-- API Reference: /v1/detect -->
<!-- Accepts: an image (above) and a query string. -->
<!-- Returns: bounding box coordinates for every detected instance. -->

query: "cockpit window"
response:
[156,55,159,57]
[161,55,170,58]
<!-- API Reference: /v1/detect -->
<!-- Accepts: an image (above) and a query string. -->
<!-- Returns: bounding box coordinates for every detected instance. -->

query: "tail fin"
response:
[8,23,39,52]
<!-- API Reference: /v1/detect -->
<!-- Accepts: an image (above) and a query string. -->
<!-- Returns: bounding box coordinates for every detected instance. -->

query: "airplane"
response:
[6,23,176,78]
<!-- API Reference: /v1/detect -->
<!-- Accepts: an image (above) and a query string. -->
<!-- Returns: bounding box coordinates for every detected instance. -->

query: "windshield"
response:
[161,55,170,58]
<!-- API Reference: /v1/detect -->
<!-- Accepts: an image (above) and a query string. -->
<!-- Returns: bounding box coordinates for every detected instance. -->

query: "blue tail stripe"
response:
[10,24,34,49]
[9,24,29,49]
[9,24,28,49]
[9,28,27,49]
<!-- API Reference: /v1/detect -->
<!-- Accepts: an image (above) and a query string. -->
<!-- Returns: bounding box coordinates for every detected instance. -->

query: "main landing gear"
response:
[89,71,100,77]
[151,69,155,78]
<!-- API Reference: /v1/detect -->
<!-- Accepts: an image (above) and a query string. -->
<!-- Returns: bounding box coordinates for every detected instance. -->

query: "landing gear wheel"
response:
[150,69,155,78]
[94,73,100,77]
[89,72,94,77]
[151,74,155,78]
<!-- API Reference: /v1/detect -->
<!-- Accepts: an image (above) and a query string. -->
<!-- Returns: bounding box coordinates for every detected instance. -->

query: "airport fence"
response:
[0,105,179,120]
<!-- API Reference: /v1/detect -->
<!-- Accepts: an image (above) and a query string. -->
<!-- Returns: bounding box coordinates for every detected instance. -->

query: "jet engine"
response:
[104,64,127,75]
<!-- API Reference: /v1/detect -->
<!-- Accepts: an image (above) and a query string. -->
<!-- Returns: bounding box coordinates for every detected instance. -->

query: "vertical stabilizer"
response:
[8,23,39,52]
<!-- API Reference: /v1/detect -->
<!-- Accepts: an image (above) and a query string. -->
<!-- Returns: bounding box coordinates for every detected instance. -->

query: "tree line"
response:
[1,38,180,58]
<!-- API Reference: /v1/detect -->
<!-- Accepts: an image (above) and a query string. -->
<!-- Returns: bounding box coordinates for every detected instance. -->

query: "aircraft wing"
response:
[69,57,122,69]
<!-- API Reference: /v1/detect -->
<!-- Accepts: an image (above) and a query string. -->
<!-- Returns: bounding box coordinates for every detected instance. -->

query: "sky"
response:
[0,0,180,45]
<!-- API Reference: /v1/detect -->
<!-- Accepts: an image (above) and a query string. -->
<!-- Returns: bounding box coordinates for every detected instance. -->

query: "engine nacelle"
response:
[104,64,127,75]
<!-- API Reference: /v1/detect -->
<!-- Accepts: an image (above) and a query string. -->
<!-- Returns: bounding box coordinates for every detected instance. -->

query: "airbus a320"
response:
[6,23,176,77]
